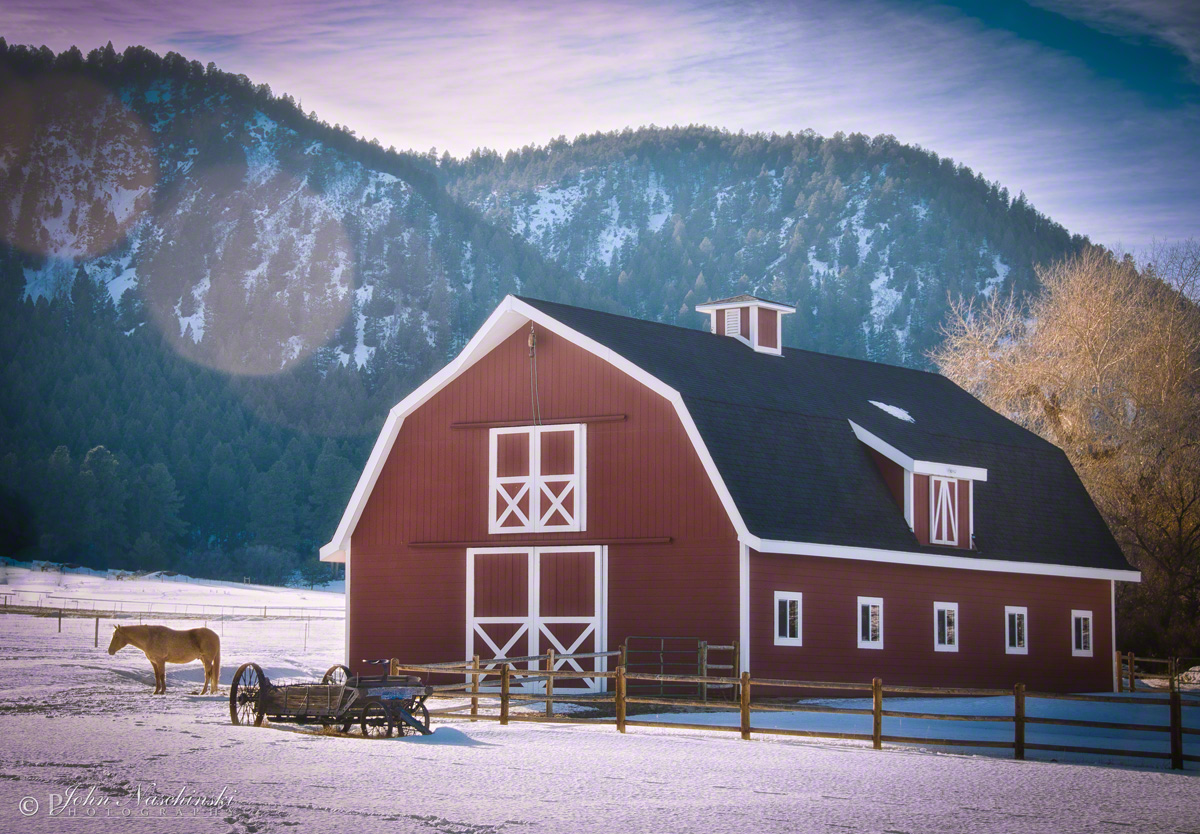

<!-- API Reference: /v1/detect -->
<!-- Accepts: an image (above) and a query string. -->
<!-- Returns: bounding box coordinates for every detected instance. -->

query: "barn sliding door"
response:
[466,545,607,693]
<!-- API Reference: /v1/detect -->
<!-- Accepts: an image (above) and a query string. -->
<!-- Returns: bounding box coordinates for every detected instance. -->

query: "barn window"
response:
[1005,606,1028,655]
[774,591,803,646]
[934,601,958,652]
[857,597,883,649]
[488,424,586,534]
[1072,610,1093,657]
[930,476,959,545]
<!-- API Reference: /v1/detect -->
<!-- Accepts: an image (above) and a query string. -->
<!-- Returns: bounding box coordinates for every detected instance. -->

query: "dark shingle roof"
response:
[520,296,1131,573]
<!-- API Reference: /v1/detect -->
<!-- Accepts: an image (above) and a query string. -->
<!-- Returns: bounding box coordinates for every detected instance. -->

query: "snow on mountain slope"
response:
[446,129,1069,366]
[1,56,568,382]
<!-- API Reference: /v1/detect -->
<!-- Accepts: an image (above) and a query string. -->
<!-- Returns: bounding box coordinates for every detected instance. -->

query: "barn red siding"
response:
[757,308,778,349]
[750,549,1112,692]
[739,306,750,337]
[348,326,740,671]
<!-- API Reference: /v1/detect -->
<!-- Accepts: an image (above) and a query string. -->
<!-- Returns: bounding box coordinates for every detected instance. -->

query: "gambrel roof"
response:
[323,295,1136,581]
[518,297,1133,576]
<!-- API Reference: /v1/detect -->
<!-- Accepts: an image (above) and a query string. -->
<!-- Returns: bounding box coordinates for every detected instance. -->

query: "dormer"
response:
[696,295,794,356]
[849,419,987,551]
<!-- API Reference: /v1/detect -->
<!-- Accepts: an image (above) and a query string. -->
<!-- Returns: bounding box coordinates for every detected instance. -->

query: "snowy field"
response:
[0,571,1198,833]
[0,561,343,617]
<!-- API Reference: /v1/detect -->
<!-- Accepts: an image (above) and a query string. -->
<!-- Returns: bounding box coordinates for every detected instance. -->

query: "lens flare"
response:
[141,164,354,377]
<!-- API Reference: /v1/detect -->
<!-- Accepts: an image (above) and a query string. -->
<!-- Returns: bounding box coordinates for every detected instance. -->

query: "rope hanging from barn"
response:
[528,325,542,426]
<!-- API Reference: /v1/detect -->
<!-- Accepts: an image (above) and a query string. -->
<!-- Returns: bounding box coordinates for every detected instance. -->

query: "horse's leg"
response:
[202,658,213,694]
[154,660,165,694]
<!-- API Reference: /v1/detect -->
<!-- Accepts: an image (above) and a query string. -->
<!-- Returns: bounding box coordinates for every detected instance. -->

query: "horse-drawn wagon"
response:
[229,660,432,737]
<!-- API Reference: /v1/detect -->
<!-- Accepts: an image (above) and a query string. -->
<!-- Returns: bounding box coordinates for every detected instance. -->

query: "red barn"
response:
[321,295,1139,692]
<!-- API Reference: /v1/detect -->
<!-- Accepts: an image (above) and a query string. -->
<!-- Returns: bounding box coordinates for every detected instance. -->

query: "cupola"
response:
[695,295,794,356]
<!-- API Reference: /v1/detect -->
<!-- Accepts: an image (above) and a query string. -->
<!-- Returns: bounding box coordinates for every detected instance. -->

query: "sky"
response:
[2,0,1197,247]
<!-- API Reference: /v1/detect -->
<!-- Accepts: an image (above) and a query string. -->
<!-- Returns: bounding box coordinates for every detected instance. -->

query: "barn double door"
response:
[466,545,607,693]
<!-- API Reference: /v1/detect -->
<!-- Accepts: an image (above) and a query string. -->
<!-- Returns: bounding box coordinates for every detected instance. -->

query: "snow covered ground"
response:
[0,561,343,617]
[0,571,1197,833]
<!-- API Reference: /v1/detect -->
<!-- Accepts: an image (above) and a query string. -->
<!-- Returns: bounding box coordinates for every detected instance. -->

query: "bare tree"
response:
[933,242,1200,656]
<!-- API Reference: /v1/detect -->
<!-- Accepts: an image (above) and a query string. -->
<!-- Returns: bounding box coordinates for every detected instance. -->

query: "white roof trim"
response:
[849,420,988,482]
[321,295,753,561]
[743,535,1140,582]
[695,299,795,314]
[324,296,1129,585]
[319,301,530,561]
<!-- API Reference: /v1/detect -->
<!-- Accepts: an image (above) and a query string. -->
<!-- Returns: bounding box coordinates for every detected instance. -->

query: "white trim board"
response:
[849,420,988,482]
[747,536,1140,582]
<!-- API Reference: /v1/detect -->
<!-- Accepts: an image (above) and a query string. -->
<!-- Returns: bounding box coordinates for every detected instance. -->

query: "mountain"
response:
[443,128,1085,365]
[0,41,1087,581]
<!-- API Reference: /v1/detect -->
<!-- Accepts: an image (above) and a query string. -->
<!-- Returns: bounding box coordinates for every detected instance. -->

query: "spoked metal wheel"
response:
[229,662,266,726]
[359,698,394,739]
[322,664,351,686]
[395,702,431,736]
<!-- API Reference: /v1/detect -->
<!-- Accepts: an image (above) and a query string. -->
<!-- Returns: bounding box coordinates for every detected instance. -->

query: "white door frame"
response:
[466,545,608,693]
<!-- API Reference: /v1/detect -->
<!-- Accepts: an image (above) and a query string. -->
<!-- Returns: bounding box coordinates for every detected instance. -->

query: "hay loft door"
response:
[466,545,607,693]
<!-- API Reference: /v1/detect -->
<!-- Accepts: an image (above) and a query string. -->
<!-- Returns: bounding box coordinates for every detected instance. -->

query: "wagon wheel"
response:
[359,697,394,739]
[322,664,351,686]
[318,665,352,728]
[395,702,431,736]
[229,663,266,727]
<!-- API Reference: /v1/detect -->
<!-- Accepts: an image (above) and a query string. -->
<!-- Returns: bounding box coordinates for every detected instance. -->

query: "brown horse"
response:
[107,625,220,695]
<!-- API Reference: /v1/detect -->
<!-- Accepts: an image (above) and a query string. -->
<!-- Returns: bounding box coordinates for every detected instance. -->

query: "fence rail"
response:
[383,645,1197,770]
[1,592,342,619]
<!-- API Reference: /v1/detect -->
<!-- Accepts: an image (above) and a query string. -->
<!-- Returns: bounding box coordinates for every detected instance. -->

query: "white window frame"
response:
[930,475,959,546]
[934,601,959,652]
[1005,605,1028,655]
[857,596,884,649]
[773,591,803,646]
[724,308,741,337]
[488,424,586,534]
[1072,609,1093,657]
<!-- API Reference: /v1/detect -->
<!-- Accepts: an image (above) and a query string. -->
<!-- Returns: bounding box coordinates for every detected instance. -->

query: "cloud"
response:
[1,0,1197,246]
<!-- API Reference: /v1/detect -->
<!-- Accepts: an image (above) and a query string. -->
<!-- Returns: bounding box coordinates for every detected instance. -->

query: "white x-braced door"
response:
[466,546,607,693]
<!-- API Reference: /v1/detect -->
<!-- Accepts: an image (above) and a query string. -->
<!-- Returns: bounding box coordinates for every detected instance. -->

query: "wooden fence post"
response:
[470,655,480,721]
[1013,683,1025,760]
[619,642,628,671]
[1115,650,1124,692]
[616,665,627,734]
[1128,651,1136,692]
[699,642,708,702]
[545,649,555,718]
[1170,685,1183,770]
[740,671,751,740]
[58,610,62,633]
[94,616,99,648]
[500,663,510,726]
[872,678,883,750]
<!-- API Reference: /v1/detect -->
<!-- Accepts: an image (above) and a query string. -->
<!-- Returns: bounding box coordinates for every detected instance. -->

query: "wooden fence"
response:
[388,647,1199,770]
[1117,651,1199,693]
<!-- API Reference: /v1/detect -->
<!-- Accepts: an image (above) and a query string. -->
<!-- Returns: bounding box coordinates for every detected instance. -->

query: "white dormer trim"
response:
[848,421,989,482]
